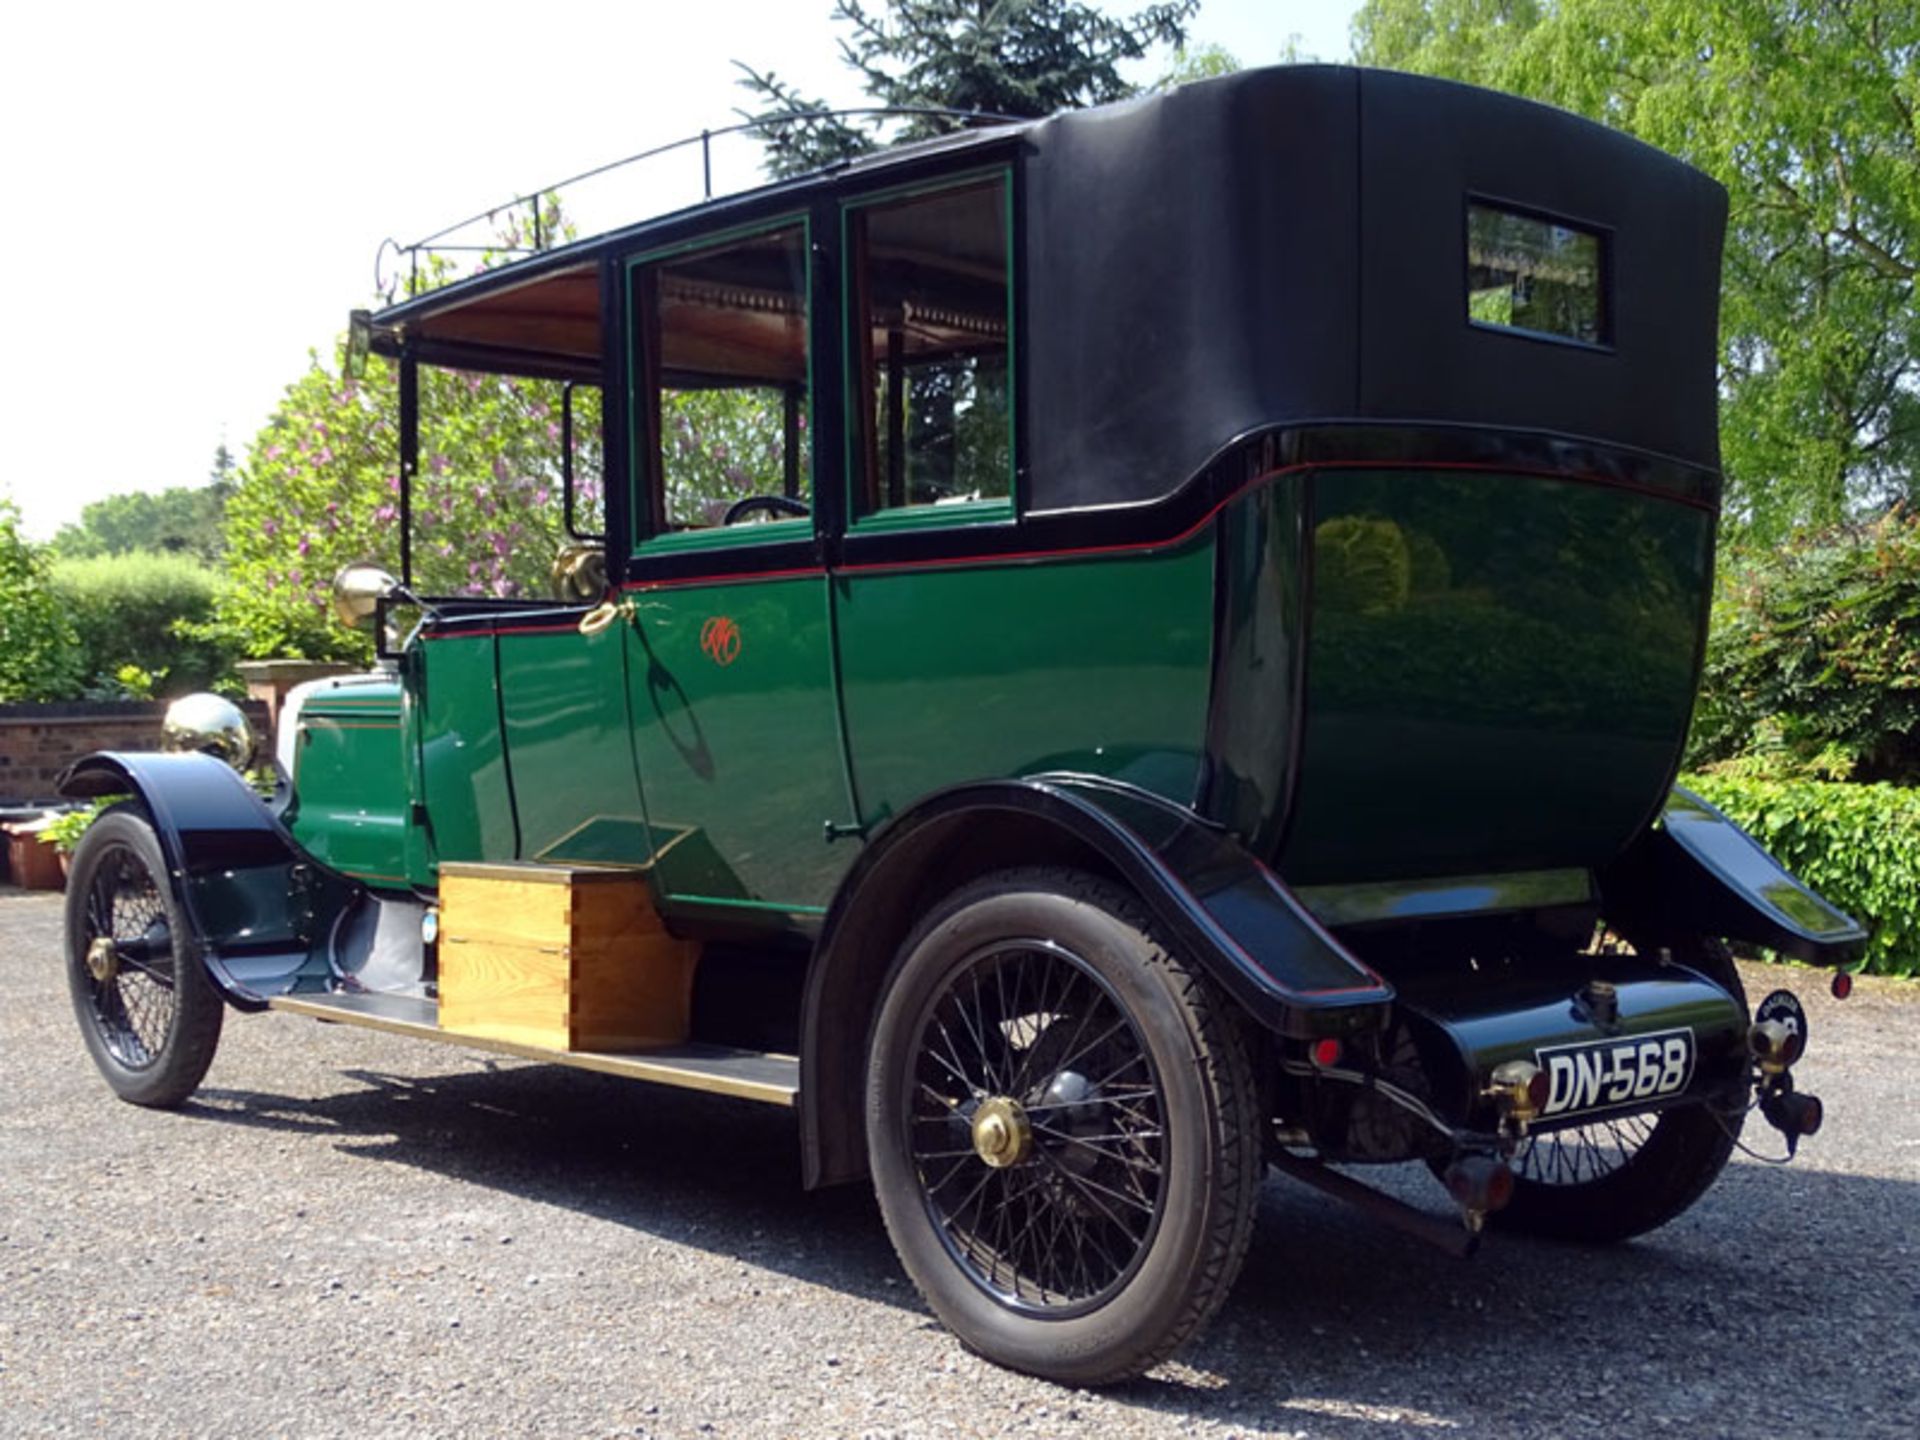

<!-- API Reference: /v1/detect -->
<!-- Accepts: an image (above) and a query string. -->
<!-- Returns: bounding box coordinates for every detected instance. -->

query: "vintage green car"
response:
[61,66,1862,1384]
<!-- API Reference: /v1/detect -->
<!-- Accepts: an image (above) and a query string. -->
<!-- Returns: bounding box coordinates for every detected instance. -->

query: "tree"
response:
[1691,509,1920,785]
[737,0,1200,177]
[50,476,230,564]
[1157,42,1240,88]
[0,497,84,702]
[1354,0,1920,543]
[201,342,605,664]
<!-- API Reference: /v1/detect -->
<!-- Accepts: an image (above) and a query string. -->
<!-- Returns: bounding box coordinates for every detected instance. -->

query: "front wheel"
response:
[64,809,223,1107]
[865,868,1261,1385]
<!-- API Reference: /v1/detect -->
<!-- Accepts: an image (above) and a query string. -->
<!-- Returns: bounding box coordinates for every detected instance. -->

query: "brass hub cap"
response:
[971,1095,1033,1169]
[86,938,119,984]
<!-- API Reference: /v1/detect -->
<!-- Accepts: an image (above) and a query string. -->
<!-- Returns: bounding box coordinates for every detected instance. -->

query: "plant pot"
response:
[3,826,65,891]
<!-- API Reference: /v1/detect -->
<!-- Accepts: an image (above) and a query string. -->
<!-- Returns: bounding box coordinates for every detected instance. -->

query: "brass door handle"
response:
[578,597,635,636]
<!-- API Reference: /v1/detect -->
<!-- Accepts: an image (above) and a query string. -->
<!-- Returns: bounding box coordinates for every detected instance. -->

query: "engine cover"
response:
[1395,953,1749,1132]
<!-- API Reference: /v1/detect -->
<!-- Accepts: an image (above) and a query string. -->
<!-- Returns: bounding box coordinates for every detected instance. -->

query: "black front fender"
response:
[59,752,363,1008]
[798,773,1393,1186]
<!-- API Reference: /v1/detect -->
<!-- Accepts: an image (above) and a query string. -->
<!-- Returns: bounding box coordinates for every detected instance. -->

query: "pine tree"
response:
[737,0,1199,177]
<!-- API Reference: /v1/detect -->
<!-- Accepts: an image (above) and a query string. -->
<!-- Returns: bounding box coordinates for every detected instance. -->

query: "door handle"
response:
[578,597,635,636]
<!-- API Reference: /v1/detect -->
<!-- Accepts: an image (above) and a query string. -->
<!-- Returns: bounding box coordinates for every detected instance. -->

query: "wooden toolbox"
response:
[436,861,700,1052]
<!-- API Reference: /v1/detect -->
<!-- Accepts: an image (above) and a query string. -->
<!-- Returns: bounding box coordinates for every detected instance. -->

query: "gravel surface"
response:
[3,883,1916,1439]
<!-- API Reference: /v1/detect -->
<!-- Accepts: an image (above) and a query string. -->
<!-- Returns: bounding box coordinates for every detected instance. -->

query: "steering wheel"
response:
[723,494,811,524]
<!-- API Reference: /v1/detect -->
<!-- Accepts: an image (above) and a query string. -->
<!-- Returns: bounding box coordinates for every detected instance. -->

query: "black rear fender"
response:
[1600,786,1867,967]
[799,774,1393,1188]
[58,752,363,1009]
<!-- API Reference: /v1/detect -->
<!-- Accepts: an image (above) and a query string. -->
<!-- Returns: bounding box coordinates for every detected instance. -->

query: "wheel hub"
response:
[86,937,119,984]
[971,1095,1033,1168]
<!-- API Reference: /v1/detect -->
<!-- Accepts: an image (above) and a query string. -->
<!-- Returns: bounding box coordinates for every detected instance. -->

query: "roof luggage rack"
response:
[373,106,1022,304]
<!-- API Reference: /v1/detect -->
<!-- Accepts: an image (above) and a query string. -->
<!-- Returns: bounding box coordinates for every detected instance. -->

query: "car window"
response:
[632,222,811,542]
[847,176,1011,523]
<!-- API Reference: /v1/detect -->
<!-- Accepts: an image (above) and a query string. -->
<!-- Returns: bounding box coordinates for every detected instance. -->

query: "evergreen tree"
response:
[737,0,1200,177]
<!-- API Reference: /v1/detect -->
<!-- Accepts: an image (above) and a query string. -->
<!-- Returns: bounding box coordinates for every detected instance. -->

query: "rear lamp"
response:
[1309,1038,1344,1069]
[1832,970,1853,1001]
[1760,1087,1824,1144]
[1442,1154,1515,1218]
[1486,1162,1515,1212]
[1485,1059,1548,1128]
[1749,1019,1804,1074]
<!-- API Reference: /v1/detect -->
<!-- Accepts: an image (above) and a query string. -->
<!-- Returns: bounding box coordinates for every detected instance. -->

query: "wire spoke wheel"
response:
[78,843,179,1069]
[64,808,222,1108]
[1514,1111,1659,1187]
[907,940,1168,1315]
[866,868,1259,1385]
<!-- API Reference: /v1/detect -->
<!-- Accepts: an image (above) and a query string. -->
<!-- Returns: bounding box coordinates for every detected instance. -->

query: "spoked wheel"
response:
[912,941,1169,1313]
[64,809,222,1107]
[1514,1111,1658,1187]
[1489,938,1746,1243]
[866,869,1259,1385]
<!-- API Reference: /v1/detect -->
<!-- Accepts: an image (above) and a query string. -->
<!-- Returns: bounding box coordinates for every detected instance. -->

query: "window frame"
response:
[1462,193,1616,353]
[625,212,817,556]
[840,167,1018,535]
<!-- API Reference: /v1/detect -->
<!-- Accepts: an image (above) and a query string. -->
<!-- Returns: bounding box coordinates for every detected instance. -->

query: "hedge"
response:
[1684,773,1920,977]
[47,551,227,697]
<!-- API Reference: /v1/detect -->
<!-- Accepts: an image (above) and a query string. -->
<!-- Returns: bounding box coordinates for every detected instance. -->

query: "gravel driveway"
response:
[3,884,1915,1439]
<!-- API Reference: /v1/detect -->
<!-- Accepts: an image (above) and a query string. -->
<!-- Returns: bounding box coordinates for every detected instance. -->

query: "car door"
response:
[620,213,858,918]
[829,170,1216,828]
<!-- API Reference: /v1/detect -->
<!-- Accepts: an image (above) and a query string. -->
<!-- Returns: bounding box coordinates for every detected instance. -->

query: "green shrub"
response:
[1685,773,1920,977]
[1691,512,1920,783]
[0,497,83,700]
[47,551,229,696]
[39,800,108,855]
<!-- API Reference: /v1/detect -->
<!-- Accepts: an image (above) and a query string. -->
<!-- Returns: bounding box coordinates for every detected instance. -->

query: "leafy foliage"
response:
[1353,0,1920,543]
[659,388,805,526]
[738,0,1201,177]
[1157,43,1241,87]
[203,345,605,664]
[38,800,108,856]
[219,196,819,661]
[203,201,604,661]
[0,497,84,702]
[47,552,225,698]
[1685,773,1920,976]
[1691,511,1920,784]
[49,464,232,565]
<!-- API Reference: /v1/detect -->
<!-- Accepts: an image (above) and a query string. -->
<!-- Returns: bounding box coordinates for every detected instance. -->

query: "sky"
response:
[0,0,1359,539]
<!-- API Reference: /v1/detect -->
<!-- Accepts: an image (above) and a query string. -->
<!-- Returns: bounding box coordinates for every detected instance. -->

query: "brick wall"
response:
[0,701,271,805]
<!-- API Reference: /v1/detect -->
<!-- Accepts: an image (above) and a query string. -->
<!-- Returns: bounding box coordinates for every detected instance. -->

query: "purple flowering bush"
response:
[659,386,804,527]
[207,341,605,662]
[205,200,800,663]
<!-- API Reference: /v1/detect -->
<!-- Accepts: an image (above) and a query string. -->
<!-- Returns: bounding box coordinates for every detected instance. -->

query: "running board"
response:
[268,991,799,1107]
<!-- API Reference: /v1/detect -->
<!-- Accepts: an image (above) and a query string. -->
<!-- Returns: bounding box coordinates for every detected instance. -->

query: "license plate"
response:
[1536,1028,1696,1119]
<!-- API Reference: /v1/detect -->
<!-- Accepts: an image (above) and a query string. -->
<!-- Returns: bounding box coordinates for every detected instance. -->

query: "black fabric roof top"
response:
[1018,67,1726,509]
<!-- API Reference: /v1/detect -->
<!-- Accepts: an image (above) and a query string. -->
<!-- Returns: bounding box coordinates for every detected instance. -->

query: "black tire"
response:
[64,809,223,1107]
[865,867,1261,1385]
[1490,939,1746,1243]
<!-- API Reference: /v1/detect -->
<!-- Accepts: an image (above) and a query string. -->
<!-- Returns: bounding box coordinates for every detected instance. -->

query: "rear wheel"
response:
[865,868,1260,1385]
[64,809,223,1107]
[1491,939,1746,1243]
